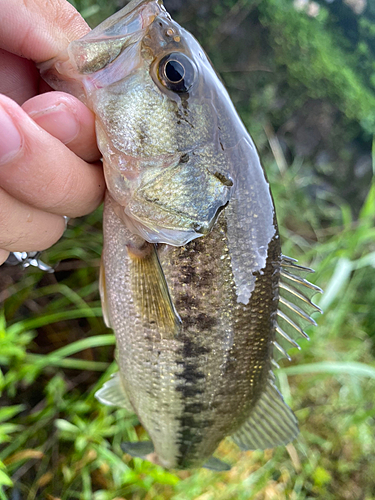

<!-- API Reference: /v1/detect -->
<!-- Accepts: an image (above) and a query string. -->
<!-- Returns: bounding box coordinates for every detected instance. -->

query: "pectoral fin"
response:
[231,381,299,451]
[95,373,134,413]
[129,243,181,340]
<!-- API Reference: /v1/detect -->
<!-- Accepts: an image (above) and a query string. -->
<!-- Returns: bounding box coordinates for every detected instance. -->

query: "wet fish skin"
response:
[39,0,321,470]
[101,192,281,469]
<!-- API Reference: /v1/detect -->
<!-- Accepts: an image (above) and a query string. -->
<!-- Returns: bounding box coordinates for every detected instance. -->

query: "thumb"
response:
[0,0,90,62]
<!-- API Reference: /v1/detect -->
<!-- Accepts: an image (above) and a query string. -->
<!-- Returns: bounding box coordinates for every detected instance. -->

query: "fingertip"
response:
[0,249,10,265]
[22,91,87,120]
[22,92,101,162]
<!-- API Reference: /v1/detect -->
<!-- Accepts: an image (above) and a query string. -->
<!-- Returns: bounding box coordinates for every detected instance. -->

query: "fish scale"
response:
[102,189,283,469]
[39,0,322,470]
[102,194,184,467]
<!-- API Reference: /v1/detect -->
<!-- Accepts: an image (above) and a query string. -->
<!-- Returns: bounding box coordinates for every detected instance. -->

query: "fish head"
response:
[40,0,236,246]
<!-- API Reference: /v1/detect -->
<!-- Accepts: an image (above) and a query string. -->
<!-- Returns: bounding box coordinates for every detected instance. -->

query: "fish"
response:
[39,0,322,470]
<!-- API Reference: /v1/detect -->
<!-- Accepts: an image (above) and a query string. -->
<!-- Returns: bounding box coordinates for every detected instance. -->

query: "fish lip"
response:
[136,0,165,30]
[95,0,165,37]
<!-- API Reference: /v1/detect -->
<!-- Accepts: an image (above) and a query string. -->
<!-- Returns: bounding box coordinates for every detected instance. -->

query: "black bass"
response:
[39,0,321,470]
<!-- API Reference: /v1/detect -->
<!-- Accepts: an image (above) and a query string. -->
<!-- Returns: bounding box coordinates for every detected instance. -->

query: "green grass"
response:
[1,144,375,499]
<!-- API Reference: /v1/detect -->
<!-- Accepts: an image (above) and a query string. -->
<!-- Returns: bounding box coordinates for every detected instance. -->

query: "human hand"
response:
[0,0,105,265]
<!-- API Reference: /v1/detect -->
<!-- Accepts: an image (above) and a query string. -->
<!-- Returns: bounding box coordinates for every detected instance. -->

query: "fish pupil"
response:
[157,52,196,93]
[165,60,185,83]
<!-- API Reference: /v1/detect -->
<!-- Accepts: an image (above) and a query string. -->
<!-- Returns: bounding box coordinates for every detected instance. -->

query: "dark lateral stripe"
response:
[175,334,211,463]
[184,402,205,413]
[176,385,204,398]
[176,363,205,384]
[177,334,210,358]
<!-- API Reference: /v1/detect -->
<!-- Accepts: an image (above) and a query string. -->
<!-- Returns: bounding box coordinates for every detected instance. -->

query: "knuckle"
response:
[33,167,75,215]
[48,170,78,214]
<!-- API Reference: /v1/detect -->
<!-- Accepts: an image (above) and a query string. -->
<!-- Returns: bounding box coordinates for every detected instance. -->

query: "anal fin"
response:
[95,372,134,413]
[121,441,154,458]
[231,381,299,450]
[203,457,231,471]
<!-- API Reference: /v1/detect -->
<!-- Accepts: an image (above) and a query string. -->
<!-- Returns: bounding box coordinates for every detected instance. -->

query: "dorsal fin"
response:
[231,380,299,450]
[273,255,322,360]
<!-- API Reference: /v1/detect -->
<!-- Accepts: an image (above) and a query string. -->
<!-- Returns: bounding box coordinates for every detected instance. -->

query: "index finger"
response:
[0,0,90,62]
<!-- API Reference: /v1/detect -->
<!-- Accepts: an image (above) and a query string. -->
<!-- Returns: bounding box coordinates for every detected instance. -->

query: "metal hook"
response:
[5,252,54,273]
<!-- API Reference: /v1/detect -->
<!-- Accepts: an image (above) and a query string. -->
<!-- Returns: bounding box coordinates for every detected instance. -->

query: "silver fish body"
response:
[39,0,321,470]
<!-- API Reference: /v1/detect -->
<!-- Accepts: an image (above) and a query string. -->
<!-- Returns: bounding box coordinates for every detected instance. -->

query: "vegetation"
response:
[1,0,375,498]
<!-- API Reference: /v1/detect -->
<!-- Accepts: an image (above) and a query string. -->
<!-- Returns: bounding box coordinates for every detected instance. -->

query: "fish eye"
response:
[158,52,196,93]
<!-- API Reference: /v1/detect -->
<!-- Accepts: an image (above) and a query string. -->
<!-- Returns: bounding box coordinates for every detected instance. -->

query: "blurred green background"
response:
[1,0,375,498]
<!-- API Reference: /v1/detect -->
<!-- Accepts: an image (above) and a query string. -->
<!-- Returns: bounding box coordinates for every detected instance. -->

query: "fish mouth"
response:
[115,0,165,32]
[90,0,165,36]
[60,0,166,88]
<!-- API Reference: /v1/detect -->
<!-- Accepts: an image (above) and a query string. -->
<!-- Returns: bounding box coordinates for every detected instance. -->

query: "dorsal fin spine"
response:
[273,340,292,361]
[279,281,323,314]
[275,324,300,349]
[278,296,318,326]
[276,309,309,339]
[280,269,323,293]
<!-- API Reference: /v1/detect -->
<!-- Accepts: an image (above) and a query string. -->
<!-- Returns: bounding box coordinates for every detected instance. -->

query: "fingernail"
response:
[29,104,80,145]
[0,106,22,165]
